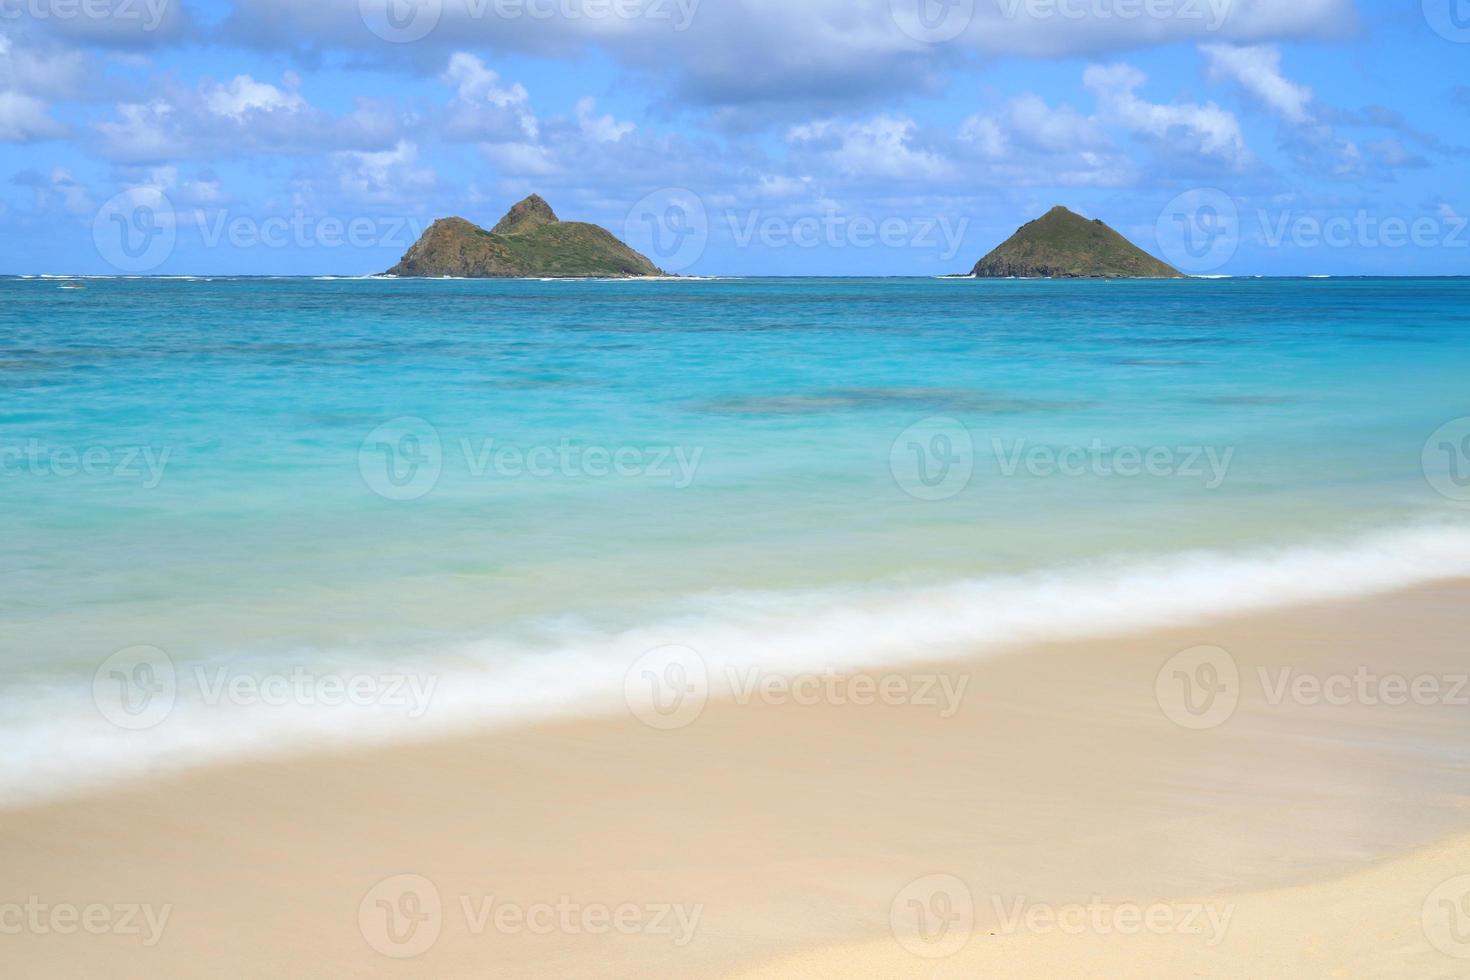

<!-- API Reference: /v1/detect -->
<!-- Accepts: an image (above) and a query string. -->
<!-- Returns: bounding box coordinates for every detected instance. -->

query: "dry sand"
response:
[4,581,1470,978]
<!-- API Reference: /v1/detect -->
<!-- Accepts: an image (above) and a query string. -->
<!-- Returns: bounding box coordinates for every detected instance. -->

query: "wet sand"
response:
[4,580,1469,977]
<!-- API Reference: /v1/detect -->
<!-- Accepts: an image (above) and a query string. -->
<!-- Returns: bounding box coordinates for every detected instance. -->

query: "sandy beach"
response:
[5,580,1470,978]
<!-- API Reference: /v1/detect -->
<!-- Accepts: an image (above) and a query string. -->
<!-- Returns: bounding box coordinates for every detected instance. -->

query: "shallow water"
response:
[3,275,1469,800]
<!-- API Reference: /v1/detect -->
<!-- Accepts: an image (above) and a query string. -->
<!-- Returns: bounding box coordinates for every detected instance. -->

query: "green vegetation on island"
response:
[969,206,1184,279]
[385,195,664,278]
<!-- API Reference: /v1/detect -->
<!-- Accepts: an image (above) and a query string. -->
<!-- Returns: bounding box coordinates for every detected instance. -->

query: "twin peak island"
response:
[384,195,1185,279]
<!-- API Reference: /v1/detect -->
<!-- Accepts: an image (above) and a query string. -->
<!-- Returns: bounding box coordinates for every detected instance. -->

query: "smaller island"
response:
[384,194,664,278]
[968,205,1183,278]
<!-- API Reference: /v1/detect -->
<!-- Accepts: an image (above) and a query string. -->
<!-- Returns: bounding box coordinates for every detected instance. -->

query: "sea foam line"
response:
[4,522,1470,806]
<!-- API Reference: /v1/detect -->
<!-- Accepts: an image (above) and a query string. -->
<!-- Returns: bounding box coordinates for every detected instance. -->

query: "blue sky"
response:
[1,0,1467,276]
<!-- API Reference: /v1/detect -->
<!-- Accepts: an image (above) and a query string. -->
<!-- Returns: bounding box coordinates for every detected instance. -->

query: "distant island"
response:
[385,195,664,278]
[968,206,1183,279]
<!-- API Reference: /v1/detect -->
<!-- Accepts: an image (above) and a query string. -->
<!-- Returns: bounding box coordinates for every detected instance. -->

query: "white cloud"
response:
[443,52,537,141]
[202,74,306,120]
[957,93,1135,187]
[0,90,65,141]
[95,76,407,162]
[1201,44,1312,124]
[220,0,1356,118]
[97,99,178,157]
[575,97,633,143]
[1085,62,1250,168]
[789,115,950,181]
[335,140,436,203]
[13,166,93,213]
[0,29,91,141]
[481,141,560,176]
[752,174,813,199]
[1199,45,1371,178]
[959,115,1007,159]
[998,93,1109,153]
[0,32,93,100]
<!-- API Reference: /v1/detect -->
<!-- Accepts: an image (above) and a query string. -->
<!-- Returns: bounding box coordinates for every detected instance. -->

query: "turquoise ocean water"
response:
[3,276,1469,799]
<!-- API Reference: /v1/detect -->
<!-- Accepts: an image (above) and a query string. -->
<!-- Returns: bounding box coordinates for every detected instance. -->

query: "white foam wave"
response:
[5,522,1469,806]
